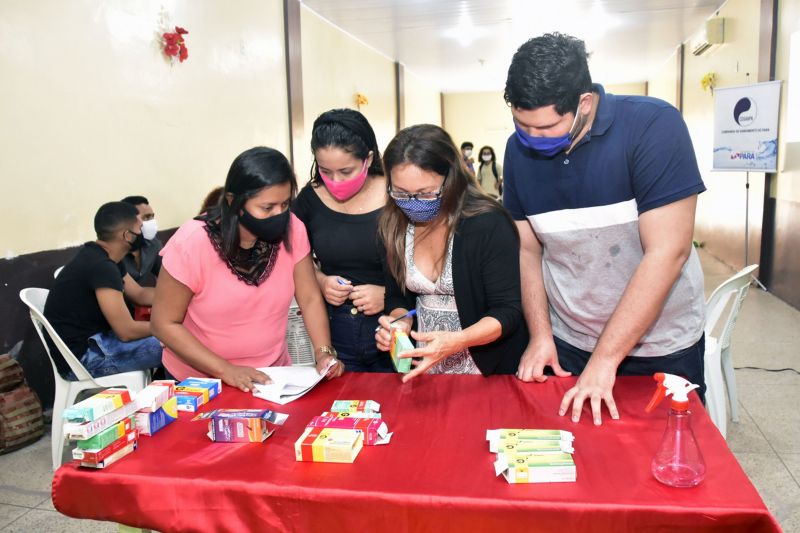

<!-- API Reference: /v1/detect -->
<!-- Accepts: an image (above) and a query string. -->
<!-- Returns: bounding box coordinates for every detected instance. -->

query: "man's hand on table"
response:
[516,337,571,382]
[558,357,620,426]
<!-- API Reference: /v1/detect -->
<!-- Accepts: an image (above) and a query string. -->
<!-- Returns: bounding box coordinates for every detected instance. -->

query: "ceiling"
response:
[301,0,725,93]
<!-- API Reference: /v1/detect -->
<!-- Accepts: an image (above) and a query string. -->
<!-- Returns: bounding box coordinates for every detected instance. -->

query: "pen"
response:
[375,309,417,332]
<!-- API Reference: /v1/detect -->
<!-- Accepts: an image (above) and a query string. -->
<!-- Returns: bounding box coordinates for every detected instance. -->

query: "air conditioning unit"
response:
[692,17,725,56]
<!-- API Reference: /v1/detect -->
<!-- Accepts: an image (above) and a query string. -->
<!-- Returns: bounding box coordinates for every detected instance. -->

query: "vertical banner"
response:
[712,80,781,172]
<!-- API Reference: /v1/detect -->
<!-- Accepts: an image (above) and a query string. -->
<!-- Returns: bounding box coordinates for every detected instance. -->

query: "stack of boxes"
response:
[135,380,178,436]
[175,377,222,412]
[295,400,391,463]
[487,429,576,483]
[63,388,140,469]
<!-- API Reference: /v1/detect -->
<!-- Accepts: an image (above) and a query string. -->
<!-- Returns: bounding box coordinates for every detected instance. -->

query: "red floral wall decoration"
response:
[163,26,189,63]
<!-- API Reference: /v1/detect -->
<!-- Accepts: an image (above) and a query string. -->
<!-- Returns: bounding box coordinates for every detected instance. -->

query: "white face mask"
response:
[463,149,473,158]
[142,219,158,240]
[481,154,492,162]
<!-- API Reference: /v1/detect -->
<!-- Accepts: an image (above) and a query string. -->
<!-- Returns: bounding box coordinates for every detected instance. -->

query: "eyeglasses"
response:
[387,186,443,202]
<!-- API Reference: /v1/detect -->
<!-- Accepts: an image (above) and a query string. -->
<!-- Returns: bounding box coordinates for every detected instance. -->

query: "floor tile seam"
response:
[739,399,800,482]
[0,506,33,531]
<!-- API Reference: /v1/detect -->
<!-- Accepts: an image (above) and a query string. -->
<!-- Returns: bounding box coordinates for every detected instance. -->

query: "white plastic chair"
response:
[703,264,758,439]
[286,298,315,367]
[19,288,149,470]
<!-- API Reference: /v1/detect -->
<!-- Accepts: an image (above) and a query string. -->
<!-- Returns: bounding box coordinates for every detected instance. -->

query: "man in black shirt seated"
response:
[120,195,162,285]
[44,202,162,379]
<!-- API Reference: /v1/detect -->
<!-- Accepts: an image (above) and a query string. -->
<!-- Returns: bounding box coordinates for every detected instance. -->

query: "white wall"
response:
[0,0,289,256]
[403,68,442,128]
[299,7,396,183]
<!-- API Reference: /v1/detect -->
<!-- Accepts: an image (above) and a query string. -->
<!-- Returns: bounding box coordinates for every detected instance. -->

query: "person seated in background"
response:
[120,195,162,285]
[375,125,528,381]
[151,147,344,391]
[198,186,224,215]
[460,141,475,175]
[476,145,503,199]
[44,202,162,379]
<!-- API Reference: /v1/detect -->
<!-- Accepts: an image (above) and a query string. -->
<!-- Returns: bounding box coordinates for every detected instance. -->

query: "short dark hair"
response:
[460,142,473,150]
[504,32,593,115]
[94,202,139,241]
[197,147,297,261]
[120,195,149,206]
[310,108,383,185]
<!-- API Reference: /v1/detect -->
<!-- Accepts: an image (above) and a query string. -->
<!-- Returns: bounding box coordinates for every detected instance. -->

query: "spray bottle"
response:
[645,373,706,487]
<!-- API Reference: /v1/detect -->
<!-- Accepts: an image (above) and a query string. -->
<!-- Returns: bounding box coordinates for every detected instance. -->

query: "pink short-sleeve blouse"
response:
[159,214,310,381]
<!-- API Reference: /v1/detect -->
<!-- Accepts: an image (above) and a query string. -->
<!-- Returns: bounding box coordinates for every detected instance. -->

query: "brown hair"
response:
[378,124,506,291]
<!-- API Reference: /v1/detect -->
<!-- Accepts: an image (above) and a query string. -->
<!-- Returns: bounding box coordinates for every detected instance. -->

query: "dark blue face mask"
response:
[393,196,442,223]
[514,105,582,157]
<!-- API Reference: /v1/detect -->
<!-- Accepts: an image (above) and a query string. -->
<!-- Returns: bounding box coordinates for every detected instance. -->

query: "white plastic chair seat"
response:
[19,288,149,470]
[703,264,758,440]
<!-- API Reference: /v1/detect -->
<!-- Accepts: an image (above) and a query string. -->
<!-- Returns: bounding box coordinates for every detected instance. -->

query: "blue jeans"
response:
[67,331,163,380]
[328,303,393,373]
[554,335,706,403]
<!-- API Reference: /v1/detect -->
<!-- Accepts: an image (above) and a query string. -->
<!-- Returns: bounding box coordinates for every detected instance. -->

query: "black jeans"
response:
[328,303,394,373]
[554,335,706,403]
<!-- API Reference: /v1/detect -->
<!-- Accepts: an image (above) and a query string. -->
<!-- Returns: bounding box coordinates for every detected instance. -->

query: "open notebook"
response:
[251,360,335,405]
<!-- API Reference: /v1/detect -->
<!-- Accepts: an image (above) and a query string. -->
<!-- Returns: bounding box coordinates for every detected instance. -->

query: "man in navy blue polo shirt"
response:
[503,33,706,426]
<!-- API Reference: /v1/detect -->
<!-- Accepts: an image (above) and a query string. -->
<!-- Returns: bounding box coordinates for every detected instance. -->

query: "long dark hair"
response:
[196,147,297,263]
[379,124,506,290]
[309,108,383,186]
[478,145,499,179]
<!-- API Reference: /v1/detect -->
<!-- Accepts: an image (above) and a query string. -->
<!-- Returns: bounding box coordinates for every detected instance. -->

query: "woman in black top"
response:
[375,124,528,381]
[292,109,393,372]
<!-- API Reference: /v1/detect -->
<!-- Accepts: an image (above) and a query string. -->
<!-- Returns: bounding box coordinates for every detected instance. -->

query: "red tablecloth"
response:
[52,374,779,533]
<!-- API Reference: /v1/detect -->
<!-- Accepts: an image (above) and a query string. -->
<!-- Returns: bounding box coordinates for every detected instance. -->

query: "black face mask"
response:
[126,230,145,252]
[239,208,289,243]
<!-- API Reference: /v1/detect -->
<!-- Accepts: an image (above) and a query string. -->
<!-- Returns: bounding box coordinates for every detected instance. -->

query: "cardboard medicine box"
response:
[175,377,221,412]
[329,400,381,414]
[389,329,413,373]
[63,400,140,440]
[136,380,175,412]
[136,396,178,436]
[76,416,135,450]
[192,409,288,443]
[62,388,132,423]
[294,427,363,463]
[72,429,137,464]
[306,415,390,445]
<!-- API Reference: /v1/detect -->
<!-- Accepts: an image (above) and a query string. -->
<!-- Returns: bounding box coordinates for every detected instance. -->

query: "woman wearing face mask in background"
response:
[375,125,528,382]
[151,147,344,391]
[292,109,394,372]
[476,146,503,199]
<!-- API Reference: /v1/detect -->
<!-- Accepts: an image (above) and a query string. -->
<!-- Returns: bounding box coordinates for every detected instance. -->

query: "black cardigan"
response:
[383,209,528,375]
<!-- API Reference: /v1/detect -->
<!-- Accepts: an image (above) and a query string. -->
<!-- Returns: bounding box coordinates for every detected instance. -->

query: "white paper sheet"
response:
[251,360,334,405]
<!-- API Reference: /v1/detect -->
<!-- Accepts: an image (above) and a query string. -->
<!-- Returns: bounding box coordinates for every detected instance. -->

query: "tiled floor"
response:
[0,249,797,532]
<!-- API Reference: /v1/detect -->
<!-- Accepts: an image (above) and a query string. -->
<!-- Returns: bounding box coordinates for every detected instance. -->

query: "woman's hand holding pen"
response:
[374,313,412,351]
[349,284,384,316]
[320,275,352,306]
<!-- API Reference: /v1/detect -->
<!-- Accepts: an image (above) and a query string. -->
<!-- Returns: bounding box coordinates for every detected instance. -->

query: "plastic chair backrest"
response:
[19,288,95,382]
[704,265,758,351]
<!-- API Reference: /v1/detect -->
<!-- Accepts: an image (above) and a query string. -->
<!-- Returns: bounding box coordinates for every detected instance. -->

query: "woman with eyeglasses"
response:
[375,124,528,381]
[292,109,394,372]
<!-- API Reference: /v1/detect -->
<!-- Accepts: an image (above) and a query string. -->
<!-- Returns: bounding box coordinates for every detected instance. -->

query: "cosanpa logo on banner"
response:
[713,80,781,172]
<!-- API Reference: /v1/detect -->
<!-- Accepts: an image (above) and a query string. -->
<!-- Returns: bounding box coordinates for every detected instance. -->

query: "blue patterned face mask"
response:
[393,196,442,223]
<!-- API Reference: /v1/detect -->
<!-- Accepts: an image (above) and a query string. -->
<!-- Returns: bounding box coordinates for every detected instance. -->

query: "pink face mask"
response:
[319,160,369,201]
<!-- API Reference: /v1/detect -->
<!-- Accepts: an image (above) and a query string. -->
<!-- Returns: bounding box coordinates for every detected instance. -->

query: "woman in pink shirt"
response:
[151,147,345,391]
